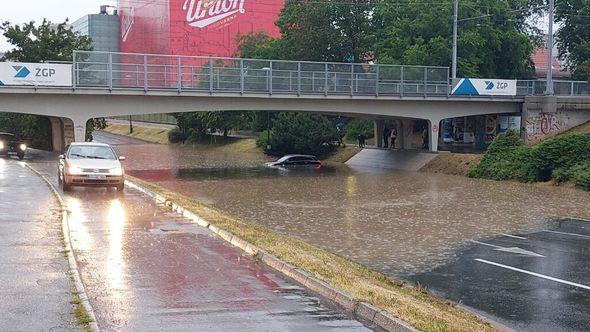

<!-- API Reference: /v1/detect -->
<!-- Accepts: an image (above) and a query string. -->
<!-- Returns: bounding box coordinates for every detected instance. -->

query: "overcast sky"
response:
[0,0,116,51]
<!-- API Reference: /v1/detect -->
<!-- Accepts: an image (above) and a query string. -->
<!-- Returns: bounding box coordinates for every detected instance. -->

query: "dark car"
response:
[265,155,321,168]
[0,132,27,160]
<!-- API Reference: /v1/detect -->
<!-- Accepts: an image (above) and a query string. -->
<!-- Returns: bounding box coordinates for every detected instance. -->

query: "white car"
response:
[58,142,126,192]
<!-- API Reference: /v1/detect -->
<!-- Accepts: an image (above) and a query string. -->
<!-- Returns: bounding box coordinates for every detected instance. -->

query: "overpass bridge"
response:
[0,51,589,151]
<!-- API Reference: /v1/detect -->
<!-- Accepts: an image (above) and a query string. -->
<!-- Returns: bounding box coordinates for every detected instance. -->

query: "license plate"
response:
[87,174,106,180]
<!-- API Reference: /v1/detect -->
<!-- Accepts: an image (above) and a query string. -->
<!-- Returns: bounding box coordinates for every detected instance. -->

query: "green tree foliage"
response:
[265,112,338,156]
[468,131,590,190]
[171,111,252,142]
[373,0,537,78]
[345,119,374,141]
[1,19,92,62]
[237,0,374,62]
[556,0,590,81]
[0,113,52,150]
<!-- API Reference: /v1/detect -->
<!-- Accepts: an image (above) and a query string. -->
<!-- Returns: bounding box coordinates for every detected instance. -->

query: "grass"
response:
[420,153,483,176]
[71,289,93,332]
[127,175,494,332]
[103,123,170,144]
[323,146,363,163]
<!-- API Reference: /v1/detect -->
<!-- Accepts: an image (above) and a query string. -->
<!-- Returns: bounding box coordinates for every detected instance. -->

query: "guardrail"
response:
[73,51,451,97]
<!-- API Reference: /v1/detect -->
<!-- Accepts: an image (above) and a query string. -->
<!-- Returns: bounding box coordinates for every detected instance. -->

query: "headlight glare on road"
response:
[19,143,27,151]
[68,166,83,175]
[109,167,124,176]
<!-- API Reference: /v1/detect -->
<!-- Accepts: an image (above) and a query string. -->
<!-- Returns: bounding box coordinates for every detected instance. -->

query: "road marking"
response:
[544,230,590,239]
[475,259,590,291]
[501,233,527,240]
[563,216,590,222]
[470,240,544,257]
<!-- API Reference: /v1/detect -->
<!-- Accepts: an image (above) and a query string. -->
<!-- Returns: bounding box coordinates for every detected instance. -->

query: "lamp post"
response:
[452,0,459,79]
[546,0,555,95]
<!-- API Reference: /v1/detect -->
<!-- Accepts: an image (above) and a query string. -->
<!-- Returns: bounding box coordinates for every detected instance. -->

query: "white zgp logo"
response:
[183,0,246,28]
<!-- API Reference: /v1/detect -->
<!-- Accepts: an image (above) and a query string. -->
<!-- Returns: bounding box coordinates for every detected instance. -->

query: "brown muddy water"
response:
[114,143,590,277]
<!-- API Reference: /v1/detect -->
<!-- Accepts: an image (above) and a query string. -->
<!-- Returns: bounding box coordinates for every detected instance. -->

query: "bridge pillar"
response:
[374,120,384,148]
[48,117,65,152]
[399,119,414,150]
[428,118,442,152]
[66,117,89,143]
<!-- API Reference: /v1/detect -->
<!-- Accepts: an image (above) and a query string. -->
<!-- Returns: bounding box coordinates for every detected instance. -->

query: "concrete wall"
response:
[523,96,590,144]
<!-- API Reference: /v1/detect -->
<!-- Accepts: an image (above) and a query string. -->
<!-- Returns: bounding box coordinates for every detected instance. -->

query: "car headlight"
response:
[109,167,124,176]
[19,144,27,151]
[0,142,4,150]
[68,166,83,175]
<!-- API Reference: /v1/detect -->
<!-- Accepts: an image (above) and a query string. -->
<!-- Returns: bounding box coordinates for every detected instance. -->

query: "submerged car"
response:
[265,155,322,168]
[0,132,27,160]
[58,142,126,192]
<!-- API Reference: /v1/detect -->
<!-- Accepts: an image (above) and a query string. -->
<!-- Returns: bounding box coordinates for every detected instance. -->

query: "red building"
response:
[118,0,285,57]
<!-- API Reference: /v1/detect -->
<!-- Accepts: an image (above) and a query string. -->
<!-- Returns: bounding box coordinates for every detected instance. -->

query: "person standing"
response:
[382,127,389,148]
[390,127,398,149]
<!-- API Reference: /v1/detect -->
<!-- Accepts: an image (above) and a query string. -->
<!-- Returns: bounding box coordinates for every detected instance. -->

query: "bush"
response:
[572,162,590,190]
[266,112,338,156]
[345,119,374,141]
[256,131,271,149]
[469,131,590,190]
[168,128,187,143]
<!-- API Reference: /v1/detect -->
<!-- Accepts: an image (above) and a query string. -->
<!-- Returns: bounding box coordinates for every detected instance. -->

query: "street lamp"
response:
[452,0,459,79]
[546,0,555,95]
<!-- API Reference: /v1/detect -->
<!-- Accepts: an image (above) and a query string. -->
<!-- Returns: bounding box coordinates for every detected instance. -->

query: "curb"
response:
[125,179,418,332]
[24,164,100,332]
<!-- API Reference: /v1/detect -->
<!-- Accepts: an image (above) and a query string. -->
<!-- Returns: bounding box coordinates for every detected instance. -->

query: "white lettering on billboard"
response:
[183,0,246,28]
[452,78,517,96]
[0,62,72,87]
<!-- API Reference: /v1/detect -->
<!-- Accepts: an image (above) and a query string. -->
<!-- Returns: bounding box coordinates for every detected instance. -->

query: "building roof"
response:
[531,47,570,78]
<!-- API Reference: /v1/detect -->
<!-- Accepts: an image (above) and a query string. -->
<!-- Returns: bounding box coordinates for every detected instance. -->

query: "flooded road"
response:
[101,132,590,278]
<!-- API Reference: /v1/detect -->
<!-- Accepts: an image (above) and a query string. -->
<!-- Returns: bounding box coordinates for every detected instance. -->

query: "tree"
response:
[373,0,537,78]
[237,0,374,62]
[1,19,92,62]
[267,112,338,156]
[556,0,590,81]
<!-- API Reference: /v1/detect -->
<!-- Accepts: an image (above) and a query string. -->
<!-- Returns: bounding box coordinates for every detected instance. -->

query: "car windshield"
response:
[68,146,116,160]
[0,134,16,141]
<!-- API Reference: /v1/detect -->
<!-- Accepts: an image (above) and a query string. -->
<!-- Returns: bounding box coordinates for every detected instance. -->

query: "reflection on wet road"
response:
[26,151,368,331]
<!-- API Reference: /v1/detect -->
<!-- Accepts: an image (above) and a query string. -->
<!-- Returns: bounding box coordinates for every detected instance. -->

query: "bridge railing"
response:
[516,80,590,96]
[73,51,450,97]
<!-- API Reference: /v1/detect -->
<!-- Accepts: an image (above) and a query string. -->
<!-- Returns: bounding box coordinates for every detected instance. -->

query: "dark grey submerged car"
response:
[0,132,27,160]
[264,155,322,168]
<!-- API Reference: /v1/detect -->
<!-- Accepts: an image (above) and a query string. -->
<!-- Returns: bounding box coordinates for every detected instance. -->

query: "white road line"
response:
[501,233,527,240]
[544,230,590,239]
[475,259,590,291]
[470,240,501,249]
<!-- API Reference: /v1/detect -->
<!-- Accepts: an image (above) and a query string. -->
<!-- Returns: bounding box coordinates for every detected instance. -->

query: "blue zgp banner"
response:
[452,78,517,96]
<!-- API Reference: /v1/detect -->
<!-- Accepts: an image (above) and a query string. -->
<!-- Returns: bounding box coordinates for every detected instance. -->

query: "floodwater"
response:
[108,136,590,278]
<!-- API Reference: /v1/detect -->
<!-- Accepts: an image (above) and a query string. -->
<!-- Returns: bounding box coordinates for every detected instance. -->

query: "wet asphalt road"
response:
[23,149,369,331]
[411,219,590,332]
[0,158,76,331]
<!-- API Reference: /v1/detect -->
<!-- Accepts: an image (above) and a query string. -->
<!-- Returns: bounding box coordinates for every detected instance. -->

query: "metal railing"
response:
[23,50,585,98]
[72,51,451,97]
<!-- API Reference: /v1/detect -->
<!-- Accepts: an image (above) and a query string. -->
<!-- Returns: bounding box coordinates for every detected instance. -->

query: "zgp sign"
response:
[0,62,72,87]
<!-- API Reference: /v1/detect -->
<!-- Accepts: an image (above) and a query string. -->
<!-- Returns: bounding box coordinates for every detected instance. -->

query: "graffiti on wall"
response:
[525,112,566,142]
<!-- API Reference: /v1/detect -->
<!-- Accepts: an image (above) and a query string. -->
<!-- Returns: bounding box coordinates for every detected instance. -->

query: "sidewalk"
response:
[0,158,76,331]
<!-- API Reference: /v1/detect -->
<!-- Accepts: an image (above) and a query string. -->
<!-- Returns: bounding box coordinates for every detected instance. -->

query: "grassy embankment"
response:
[127,175,493,332]
[103,122,362,162]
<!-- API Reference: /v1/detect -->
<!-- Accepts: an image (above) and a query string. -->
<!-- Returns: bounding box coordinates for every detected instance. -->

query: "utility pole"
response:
[129,115,133,134]
[546,0,555,95]
[452,0,459,79]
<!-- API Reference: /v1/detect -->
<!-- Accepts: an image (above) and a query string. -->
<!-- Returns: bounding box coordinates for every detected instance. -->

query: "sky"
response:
[0,0,116,51]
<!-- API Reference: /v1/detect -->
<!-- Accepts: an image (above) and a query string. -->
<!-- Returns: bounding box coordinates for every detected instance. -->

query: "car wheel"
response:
[116,183,125,192]
[17,153,24,160]
[61,179,71,192]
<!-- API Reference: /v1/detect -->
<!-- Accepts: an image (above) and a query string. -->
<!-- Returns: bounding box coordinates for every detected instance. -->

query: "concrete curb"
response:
[24,164,100,332]
[125,179,418,332]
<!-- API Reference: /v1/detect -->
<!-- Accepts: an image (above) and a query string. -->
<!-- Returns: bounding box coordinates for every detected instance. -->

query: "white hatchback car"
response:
[58,142,126,192]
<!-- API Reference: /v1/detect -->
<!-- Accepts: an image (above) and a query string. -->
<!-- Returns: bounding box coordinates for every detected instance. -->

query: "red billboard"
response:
[118,0,285,57]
